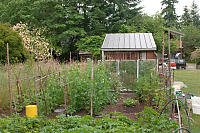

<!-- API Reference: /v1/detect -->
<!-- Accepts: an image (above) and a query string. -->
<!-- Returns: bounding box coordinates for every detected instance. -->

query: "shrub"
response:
[0,23,30,64]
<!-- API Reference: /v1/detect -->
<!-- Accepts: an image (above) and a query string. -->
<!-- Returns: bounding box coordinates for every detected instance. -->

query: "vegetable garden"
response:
[0,60,192,132]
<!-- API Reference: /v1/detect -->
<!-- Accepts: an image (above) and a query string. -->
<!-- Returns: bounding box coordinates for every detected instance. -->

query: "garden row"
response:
[0,107,178,133]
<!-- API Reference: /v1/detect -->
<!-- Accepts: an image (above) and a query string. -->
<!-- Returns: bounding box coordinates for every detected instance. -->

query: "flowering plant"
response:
[13,23,51,60]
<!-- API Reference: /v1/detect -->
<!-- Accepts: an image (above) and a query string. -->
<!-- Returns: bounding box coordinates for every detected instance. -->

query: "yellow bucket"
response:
[26,105,37,118]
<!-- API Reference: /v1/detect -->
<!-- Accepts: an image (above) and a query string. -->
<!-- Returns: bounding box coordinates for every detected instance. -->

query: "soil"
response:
[48,92,145,121]
[0,92,146,121]
[101,93,145,121]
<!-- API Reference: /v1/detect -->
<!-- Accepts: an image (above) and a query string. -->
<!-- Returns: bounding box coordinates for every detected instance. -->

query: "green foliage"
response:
[0,0,142,61]
[182,24,200,60]
[76,35,105,58]
[0,108,178,133]
[190,1,200,27]
[132,70,168,108]
[119,15,165,52]
[64,62,117,115]
[181,6,192,26]
[161,0,179,28]
[136,107,178,132]
[0,23,29,64]
[12,62,119,116]
[123,98,137,107]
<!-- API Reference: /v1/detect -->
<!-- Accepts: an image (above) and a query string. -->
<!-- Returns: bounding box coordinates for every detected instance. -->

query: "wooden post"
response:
[162,36,165,75]
[180,36,183,59]
[168,30,172,119]
[7,43,12,114]
[102,51,104,61]
[51,48,53,59]
[137,59,139,81]
[34,46,38,115]
[70,51,72,63]
[63,77,67,112]
[117,60,120,75]
[168,31,171,89]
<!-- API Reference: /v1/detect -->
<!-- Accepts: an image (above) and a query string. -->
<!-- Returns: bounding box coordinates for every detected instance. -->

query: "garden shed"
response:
[101,33,157,60]
[79,51,93,62]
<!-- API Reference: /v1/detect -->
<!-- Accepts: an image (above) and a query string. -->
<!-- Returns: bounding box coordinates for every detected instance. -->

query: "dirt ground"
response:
[49,92,145,121]
[1,92,146,121]
[101,93,145,121]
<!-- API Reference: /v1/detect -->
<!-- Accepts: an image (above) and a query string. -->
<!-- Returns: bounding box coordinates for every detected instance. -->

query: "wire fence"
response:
[104,59,157,89]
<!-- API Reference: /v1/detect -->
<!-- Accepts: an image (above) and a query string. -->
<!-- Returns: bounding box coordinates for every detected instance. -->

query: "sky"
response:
[140,0,200,16]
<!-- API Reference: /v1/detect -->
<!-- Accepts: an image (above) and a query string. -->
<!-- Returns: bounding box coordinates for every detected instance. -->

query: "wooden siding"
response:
[146,51,155,59]
[104,51,155,60]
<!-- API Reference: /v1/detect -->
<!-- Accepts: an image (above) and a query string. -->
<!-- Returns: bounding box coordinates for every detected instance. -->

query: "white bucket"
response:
[192,97,200,115]
[192,104,200,115]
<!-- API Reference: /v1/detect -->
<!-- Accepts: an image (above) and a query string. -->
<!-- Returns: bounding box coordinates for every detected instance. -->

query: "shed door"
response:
[140,52,146,60]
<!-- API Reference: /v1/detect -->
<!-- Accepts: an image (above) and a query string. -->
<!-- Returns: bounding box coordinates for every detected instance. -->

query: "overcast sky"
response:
[140,0,200,16]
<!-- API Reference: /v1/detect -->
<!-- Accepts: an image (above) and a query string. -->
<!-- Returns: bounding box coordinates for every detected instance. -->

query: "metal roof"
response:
[101,33,157,51]
[79,51,92,55]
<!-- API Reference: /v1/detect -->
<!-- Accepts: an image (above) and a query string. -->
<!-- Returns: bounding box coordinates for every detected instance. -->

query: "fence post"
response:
[117,60,120,75]
[90,60,94,116]
[137,59,139,81]
[7,43,12,114]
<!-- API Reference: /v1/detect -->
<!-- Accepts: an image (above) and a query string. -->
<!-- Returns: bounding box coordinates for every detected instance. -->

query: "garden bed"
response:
[48,92,145,121]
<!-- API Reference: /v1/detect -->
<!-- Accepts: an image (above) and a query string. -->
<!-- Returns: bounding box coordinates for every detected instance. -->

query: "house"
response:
[101,33,157,60]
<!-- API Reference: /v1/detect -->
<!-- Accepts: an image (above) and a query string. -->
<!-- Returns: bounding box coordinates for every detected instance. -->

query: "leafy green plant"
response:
[0,109,179,133]
[123,98,137,107]
[136,107,178,132]
[76,35,105,58]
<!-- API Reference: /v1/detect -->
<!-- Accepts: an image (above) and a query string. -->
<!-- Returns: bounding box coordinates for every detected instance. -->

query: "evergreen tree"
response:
[161,0,178,28]
[181,6,192,26]
[190,0,200,27]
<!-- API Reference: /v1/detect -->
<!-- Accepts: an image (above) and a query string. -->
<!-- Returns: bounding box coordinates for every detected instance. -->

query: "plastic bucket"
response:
[192,97,200,115]
[192,104,200,115]
[26,105,37,118]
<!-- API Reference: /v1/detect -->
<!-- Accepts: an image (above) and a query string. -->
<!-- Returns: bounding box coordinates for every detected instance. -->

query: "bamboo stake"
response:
[63,81,67,112]
[39,79,47,115]
[7,43,12,114]
[27,73,31,100]
[34,46,38,115]
[15,75,20,105]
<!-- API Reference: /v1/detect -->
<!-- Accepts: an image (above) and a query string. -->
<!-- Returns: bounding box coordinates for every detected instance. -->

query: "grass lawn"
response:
[174,69,200,133]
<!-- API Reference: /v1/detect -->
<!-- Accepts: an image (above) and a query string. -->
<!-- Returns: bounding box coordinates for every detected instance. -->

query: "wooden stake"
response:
[70,51,72,63]
[162,35,165,75]
[63,83,67,112]
[7,43,12,114]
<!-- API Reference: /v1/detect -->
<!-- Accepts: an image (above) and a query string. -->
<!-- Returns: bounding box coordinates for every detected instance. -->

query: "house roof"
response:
[101,33,157,51]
